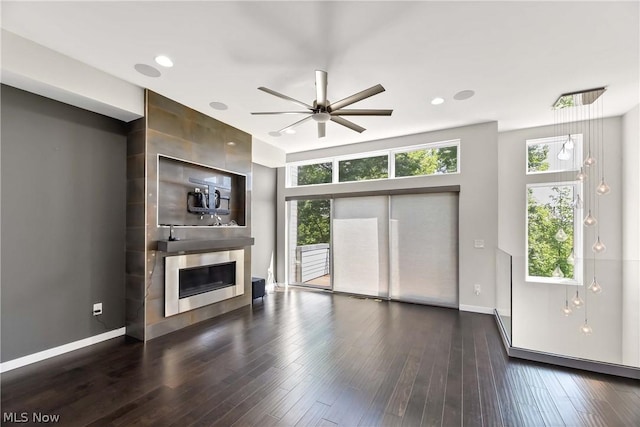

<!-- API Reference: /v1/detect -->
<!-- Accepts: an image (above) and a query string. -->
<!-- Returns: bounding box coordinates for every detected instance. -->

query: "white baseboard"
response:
[0,327,126,373]
[459,304,495,315]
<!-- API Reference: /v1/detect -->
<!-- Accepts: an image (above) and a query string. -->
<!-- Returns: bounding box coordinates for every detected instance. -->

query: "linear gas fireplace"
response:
[165,250,244,317]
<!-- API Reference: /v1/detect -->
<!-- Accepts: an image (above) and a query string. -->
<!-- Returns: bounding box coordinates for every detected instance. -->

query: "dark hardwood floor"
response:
[2,289,639,426]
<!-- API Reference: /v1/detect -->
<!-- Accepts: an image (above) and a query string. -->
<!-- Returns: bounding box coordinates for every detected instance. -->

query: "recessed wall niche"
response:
[157,155,246,227]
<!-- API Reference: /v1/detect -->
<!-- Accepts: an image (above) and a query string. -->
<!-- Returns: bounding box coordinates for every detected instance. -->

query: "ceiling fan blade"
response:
[315,70,328,107]
[328,84,385,111]
[277,115,314,134]
[258,87,313,109]
[318,122,326,138]
[330,109,393,116]
[330,116,366,133]
[251,111,313,115]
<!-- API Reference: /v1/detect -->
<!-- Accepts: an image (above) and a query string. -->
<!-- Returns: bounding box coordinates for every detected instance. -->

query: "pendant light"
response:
[552,265,564,278]
[580,321,593,335]
[592,236,606,253]
[589,277,602,294]
[583,211,597,227]
[554,228,568,242]
[566,249,575,265]
[576,168,588,182]
[572,194,583,209]
[558,145,572,160]
[571,289,584,309]
[584,153,597,167]
[596,178,611,195]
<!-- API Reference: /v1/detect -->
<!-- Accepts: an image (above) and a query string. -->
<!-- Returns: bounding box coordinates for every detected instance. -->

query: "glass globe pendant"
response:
[552,265,564,278]
[583,211,597,227]
[562,301,573,316]
[557,146,571,160]
[589,277,602,294]
[573,194,583,209]
[596,178,611,195]
[554,228,568,242]
[580,321,593,335]
[592,236,606,253]
[571,290,584,309]
[566,249,575,265]
[576,168,588,182]
[584,153,597,167]
[564,134,575,150]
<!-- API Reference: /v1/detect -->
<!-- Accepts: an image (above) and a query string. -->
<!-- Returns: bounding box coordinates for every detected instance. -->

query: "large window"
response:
[526,182,582,284]
[287,140,460,187]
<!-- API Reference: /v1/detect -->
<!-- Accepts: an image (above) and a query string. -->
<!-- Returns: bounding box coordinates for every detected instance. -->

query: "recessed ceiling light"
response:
[431,97,445,105]
[134,64,161,78]
[154,55,174,68]
[283,129,296,135]
[268,131,282,137]
[226,141,236,146]
[453,90,475,101]
[209,101,228,110]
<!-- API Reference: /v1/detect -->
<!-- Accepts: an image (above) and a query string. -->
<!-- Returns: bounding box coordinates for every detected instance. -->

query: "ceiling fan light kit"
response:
[252,70,393,138]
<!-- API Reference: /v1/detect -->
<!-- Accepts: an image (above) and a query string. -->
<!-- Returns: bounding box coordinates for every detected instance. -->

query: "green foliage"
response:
[395,146,457,177]
[528,144,550,172]
[527,186,574,278]
[339,156,388,182]
[297,162,332,185]
[296,199,330,246]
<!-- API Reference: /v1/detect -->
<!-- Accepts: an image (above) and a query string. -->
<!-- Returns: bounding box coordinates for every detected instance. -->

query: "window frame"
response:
[287,159,335,187]
[286,139,461,188]
[391,140,461,178]
[525,180,583,285]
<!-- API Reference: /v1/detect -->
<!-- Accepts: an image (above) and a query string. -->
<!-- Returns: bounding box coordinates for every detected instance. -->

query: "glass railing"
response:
[508,256,639,369]
[495,248,513,345]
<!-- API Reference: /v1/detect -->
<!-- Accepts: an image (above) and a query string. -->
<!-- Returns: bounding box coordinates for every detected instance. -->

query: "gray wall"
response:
[251,163,277,281]
[1,85,127,362]
[278,122,499,310]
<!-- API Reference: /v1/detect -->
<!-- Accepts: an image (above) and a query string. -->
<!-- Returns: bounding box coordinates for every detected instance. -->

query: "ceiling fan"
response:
[252,70,392,138]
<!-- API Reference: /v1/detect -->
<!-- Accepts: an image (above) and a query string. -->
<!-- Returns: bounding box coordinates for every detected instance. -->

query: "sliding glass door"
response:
[286,199,331,289]
[287,191,459,306]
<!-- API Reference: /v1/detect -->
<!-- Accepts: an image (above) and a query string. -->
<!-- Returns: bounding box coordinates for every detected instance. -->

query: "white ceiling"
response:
[2,1,638,154]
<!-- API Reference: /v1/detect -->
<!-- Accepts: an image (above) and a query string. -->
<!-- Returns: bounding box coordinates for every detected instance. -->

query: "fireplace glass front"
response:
[179,261,236,299]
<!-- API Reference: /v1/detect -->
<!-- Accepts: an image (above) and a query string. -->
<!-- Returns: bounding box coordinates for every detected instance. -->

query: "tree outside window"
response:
[527,184,578,281]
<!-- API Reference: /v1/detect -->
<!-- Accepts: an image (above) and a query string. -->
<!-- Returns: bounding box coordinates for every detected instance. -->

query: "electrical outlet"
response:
[474,284,481,295]
[93,303,103,316]
[474,239,485,248]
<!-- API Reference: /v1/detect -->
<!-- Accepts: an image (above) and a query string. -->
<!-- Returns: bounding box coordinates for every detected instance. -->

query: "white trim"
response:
[0,327,126,373]
[459,304,495,314]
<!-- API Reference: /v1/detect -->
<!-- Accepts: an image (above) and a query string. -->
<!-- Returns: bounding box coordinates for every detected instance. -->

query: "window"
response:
[290,161,332,187]
[526,134,583,174]
[394,143,458,177]
[526,182,582,284]
[338,155,388,182]
[286,140,460,187]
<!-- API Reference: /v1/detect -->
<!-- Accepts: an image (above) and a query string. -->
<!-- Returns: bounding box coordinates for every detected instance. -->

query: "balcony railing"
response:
[295,243,330,285]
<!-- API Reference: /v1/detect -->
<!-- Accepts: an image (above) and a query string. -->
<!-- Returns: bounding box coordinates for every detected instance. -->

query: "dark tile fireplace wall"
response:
[126,90,253,341]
